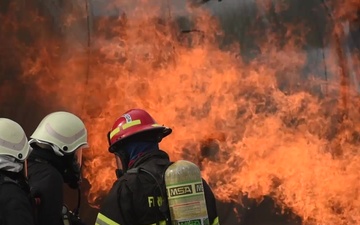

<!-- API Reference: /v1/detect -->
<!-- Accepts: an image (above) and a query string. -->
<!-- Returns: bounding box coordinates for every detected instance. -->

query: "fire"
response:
[1,0,360,224]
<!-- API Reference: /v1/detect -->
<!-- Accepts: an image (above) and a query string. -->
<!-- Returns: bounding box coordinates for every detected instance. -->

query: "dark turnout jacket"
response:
[27,148,64,225]
[96,150,220,225]
[0,170,35,225]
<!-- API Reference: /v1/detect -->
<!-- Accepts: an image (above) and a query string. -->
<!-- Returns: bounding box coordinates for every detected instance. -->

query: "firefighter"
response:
[96,108,220,225]
[0,118,34,225]
[27,111,88,225]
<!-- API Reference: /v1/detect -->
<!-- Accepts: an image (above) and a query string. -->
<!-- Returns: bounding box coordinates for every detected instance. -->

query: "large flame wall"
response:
[1,0,359,224]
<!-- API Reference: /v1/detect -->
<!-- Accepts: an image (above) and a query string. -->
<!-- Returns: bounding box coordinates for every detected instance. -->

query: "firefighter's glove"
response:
[68,211,87,225]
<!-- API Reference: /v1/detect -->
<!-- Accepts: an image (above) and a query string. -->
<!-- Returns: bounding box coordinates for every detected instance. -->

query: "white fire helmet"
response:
[0,118,31,161]
[29,111,88,156]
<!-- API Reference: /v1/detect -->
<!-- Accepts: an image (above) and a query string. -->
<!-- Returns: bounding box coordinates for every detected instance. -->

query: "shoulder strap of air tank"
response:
[127,161,174,176]
[127,161,174,225]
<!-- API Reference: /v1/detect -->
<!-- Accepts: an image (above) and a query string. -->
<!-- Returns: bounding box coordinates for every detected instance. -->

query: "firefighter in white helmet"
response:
[0,118,34,225]
[27,111,88,225]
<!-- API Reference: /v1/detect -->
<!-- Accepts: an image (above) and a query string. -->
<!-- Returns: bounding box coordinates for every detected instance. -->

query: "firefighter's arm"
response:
[117,182,137,225]
[202,178,220,225]
[2,183,35,225]
[95,181,124,225]
[95,181,135,225]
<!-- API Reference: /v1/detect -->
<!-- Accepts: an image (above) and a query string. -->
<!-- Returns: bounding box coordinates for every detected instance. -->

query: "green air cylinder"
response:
[164,160,209,225]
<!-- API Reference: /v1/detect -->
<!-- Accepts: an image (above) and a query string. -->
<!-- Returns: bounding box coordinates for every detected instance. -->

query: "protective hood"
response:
[0,155,23,173]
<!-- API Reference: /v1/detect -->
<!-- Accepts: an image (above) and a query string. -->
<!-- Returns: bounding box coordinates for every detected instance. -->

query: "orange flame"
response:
[1,0,360,224]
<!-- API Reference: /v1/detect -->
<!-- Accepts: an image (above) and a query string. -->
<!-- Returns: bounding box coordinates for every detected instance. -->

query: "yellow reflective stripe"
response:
[96,213,120,225]
[122,119,141,130]
[212,217,220,225]
[96,215,165,225]
[109,120,143,140]
[149,220,166,225]
[151,124,161,127]
[109,127,120,139]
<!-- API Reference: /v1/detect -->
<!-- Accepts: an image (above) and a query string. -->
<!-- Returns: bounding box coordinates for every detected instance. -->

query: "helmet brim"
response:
[108,126,172,153]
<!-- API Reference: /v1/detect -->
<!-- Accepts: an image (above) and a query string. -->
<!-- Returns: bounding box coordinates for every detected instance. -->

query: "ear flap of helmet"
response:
[107,131,117,153]
[107,131,111,146]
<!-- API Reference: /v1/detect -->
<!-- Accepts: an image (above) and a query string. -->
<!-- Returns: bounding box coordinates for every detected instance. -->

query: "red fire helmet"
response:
[107,109,172,153]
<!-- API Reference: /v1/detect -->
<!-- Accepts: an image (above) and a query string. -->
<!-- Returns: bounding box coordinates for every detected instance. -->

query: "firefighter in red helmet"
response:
[96,108,220,225]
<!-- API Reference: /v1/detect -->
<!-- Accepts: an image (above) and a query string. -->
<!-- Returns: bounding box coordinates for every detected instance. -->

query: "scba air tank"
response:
[165,160,209,225]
